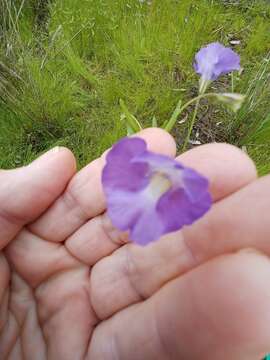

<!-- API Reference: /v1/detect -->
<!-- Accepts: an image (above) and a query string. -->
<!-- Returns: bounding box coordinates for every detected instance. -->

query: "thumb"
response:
[0,147,76,249]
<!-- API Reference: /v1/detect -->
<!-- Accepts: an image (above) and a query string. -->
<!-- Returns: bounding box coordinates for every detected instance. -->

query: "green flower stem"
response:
[182,97,201,151]
[231,72,235,93]
[178,92,217,114]
[164,93,217,133]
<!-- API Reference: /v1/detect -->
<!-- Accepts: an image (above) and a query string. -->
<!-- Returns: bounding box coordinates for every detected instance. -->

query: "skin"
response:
[0,128,270,360]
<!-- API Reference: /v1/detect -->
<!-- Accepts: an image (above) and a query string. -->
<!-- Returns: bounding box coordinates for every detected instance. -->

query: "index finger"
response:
[0,148,76,249]
[29,128,176,242]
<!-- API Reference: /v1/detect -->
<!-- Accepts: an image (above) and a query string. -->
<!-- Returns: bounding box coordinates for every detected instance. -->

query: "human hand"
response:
[0,128,269,360]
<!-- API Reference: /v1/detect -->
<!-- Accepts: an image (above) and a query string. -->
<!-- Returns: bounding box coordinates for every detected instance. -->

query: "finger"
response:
[0,273,47,359]
[88,143,257,319]
[0,255,9,331]
[34,266,97,360]
[0,147,76,249]
[29,128,176,242]
[0,147,76,352]
[178,142,257,201]
[6,228,80,288]
[183,172,270,264]
[89,251,270,360]
[65,212,128,266]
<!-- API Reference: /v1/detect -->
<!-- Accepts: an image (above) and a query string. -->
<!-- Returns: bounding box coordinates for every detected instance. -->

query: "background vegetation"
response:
[0,0,269,174]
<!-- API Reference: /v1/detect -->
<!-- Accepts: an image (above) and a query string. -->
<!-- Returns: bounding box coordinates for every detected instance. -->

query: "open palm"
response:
[1,128,270,360]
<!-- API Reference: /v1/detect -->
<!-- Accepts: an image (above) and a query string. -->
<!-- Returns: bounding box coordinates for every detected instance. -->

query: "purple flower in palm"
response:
[194,42,240,93]
[102,137,212,245]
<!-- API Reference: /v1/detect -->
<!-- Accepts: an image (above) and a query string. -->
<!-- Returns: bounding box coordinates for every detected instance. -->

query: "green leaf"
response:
[151,116,157,127]
[119,99,142,133]
[162,99,182,132]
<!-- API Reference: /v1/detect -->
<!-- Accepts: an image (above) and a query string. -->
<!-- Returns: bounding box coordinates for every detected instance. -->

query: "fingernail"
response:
[29,147,65,167]
[46,146,66,156]
[50,146,61,153]
[41,146,65,159]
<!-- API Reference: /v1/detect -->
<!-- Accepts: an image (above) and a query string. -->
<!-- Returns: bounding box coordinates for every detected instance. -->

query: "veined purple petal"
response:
[102,137,149,192]
[106,187,164,245]
[106,137,146,162]
[130,206,165,246]
[182,167,210,203]
[157,187,212,232]
[102,137,212,245]
[106,189,145,231]
[194,42,240,81]
[133,151,184,171]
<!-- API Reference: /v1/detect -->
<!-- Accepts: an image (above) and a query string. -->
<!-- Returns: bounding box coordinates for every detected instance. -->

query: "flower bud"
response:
[216,93,246,112]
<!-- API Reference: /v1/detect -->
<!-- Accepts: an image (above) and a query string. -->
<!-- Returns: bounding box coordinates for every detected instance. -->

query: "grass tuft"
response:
[0,0,269,174]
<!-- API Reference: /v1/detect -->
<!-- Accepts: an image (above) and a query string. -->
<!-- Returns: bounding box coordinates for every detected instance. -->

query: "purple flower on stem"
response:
[102,137,212,245]
[194,42,240,93]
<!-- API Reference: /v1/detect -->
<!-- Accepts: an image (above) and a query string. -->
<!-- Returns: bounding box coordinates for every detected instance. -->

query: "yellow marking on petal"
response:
[147,173,171,201]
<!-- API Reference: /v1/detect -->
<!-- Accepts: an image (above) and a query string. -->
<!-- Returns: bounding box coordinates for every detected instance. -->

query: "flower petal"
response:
[106,190,144,231]
[133,151,183,170]
[106,188,164,245]
[106,137,146,163]
[194,42,240,81]
[130,206,164,246]
[182,167,210,203]
[102,137,149,192]
[157,187,212,232]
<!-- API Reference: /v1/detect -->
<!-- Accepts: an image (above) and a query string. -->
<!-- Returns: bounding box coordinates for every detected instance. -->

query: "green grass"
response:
[0,0,269,173]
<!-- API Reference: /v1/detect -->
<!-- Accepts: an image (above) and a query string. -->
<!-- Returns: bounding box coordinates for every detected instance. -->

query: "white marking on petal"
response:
[145,173,171,202]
